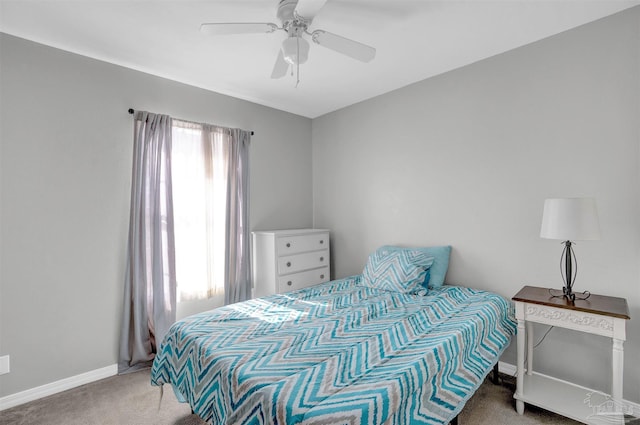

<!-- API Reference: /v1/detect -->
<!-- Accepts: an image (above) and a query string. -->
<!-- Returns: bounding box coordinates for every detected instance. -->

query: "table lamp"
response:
[540,197,601,302]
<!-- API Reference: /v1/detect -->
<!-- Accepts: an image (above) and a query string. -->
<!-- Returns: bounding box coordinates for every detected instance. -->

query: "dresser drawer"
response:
[277,250,329,275]
[277,267,330,292]
[276,233,328,255]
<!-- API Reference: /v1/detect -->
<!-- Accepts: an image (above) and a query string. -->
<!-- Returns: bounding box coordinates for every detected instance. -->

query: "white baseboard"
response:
[0,364,117,411]
[498,360,517,376]
[497,361,640,414]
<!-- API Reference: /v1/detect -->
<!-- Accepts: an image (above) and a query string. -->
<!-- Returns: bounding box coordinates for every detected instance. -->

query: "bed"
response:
[151,262,516,424]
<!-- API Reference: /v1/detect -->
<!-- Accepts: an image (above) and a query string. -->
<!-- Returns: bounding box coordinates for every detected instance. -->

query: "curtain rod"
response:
[128,108,254,136]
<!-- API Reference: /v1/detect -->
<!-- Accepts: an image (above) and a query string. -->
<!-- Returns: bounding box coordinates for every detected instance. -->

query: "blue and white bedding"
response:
[151,275,516,424]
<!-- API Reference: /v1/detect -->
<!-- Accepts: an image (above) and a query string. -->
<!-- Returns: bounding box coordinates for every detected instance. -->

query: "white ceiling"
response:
[1,0,638,118]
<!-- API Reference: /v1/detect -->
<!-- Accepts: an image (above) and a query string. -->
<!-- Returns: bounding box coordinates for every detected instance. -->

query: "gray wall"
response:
[312,7,640,403]
[0,33,312,397]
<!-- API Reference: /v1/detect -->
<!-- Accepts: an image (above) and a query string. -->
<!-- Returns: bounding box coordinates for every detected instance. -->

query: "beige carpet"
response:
[0,369,582,425]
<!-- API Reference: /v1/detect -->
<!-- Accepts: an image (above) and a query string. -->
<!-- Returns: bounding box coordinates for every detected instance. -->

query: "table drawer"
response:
[276,233,328,255]
[278,250,329,275]
[277,267,330,292]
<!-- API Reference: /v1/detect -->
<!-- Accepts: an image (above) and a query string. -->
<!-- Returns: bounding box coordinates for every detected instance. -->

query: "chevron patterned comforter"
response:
[151,275,515,424]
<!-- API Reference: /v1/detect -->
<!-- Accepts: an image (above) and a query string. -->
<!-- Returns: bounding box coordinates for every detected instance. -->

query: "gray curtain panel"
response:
[222,128,251,305]
[118,111,177,374]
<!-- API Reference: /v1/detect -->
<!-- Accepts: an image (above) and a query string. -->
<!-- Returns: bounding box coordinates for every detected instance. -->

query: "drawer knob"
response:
[320,240,324,244]
[320,274,325,279]
[320,257,324,262]
[287,281,292,286]
[286,242,291,248]
[286,262,291,267]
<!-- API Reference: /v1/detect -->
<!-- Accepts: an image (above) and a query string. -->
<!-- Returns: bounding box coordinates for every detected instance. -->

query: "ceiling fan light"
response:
[282,36,309,65]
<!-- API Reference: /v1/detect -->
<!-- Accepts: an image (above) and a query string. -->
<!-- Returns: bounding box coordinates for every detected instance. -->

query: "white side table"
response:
[512,286,630,424]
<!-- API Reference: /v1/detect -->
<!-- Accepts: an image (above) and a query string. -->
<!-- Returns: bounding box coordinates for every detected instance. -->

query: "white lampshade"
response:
[540,198,601,241]
[282,36,309,65]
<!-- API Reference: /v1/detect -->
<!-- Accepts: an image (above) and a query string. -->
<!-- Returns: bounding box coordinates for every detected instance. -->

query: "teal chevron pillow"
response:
[380,245,451,288]
[361,247,434,295]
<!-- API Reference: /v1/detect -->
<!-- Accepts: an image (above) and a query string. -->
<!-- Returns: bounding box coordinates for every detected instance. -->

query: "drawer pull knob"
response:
[320,274,325,279]
[320,240,324,244]
[286,242,291,248]
[320,257,324,262]
[286,262,291,267]
[287,281,292,286]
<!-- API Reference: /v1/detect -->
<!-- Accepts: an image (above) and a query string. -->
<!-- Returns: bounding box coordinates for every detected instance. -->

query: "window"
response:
[171,120,230,302]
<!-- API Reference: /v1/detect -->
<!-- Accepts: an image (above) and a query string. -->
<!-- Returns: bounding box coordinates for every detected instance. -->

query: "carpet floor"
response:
[0,369,583,425]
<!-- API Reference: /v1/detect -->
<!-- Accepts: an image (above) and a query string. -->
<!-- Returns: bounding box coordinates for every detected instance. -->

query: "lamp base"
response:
[563,285,576,302]
[548,287,591,303]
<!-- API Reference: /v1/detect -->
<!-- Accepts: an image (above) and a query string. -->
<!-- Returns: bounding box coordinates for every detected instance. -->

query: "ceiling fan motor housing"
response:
[277,0,299,24]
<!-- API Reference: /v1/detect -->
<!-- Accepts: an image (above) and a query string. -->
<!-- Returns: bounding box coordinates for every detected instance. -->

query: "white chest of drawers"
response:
[252,229,330,297]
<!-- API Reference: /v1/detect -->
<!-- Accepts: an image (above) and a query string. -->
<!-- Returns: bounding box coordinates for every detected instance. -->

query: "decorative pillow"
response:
[361,247,434,295]
[379,245,451,288]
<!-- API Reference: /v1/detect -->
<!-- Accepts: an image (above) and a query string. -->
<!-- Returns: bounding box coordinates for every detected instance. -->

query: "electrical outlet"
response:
[0,355,10,375]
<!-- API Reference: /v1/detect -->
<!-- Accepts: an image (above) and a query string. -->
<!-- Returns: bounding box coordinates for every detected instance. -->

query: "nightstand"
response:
[512,286,630,424]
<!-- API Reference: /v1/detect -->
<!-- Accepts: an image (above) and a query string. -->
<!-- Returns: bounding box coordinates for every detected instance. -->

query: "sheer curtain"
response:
[118,111,176,374]
[172,121,251,305]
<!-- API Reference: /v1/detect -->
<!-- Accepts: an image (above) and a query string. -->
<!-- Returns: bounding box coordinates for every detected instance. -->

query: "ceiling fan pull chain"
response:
[295,36,301,88]
[296,63,300,88]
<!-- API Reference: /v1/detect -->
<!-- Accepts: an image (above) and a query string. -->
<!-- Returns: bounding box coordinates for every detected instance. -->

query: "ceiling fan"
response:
[200,0,376,84]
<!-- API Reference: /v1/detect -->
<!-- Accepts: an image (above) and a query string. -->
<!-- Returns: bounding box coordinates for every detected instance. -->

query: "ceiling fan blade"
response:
[311,30,376,62]
[200,23,278,36]
[294,0,328,21]
[271,49,289,79]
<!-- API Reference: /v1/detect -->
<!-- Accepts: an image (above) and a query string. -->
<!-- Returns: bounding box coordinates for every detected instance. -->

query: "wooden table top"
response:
[512,286,630,320]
